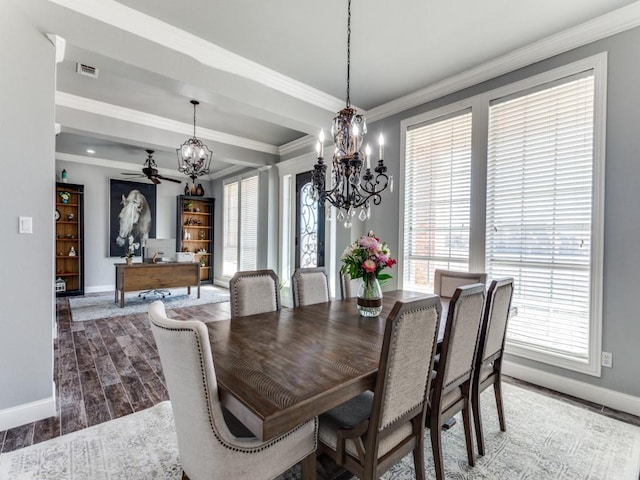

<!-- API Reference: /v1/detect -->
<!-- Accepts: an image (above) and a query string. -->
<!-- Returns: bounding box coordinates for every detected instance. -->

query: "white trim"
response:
[46,34,66,63]
[48,0,343,113]
[56,92,279,155]
[85,284,114,293]
[0,393,56,431]
[368,2,640,122]
[504,360,640,417]
[278,135,318,157]
[56,152,183,177]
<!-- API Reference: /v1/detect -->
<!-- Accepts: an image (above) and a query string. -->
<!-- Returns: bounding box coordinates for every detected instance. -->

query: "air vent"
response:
[76,63,99,78]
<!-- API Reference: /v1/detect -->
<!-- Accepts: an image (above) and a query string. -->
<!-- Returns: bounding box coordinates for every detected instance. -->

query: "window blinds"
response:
[240,175,259,271]
[403,110,473,292]
[486,72,595,360]
[222,181,239,277]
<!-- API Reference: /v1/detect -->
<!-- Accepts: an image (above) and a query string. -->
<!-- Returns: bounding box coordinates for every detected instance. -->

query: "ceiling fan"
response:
[121,150,182,185]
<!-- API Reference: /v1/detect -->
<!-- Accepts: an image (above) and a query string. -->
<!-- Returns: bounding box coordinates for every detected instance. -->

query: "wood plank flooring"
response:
[0,294,638,455]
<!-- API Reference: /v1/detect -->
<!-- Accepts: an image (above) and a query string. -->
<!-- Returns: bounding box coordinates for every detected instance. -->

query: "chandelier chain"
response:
[192,102,197,137]
[346,0,351,108]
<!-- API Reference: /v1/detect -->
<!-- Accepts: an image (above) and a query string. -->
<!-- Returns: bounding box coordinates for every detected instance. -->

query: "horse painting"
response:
[109,180,157,257]
[116,190,152,249]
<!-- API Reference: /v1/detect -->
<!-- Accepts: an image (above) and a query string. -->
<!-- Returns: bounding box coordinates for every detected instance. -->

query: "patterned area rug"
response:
[68,285,229,321]
[1,384,639,479]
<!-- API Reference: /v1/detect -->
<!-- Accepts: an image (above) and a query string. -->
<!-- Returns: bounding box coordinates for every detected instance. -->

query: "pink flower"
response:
[362,259,377,273]
[360,236,379,250]
[378,254,389,265]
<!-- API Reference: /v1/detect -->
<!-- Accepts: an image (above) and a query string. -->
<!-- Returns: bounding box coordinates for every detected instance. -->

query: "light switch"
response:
[19,216,33,234]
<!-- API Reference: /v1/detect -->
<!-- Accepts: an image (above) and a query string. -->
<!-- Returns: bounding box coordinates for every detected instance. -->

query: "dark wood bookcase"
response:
[176,195,214,284]
[55,182,85,297]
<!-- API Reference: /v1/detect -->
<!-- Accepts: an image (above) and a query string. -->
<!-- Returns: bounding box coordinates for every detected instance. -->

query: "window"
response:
[402,108,473,293]
[487,73,596,362]
[222,175,259,277]
[400,54,605,375]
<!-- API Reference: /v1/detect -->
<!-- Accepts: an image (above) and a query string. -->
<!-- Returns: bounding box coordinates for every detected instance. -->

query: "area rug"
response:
[68,285,229,321]
[1,384,639,479]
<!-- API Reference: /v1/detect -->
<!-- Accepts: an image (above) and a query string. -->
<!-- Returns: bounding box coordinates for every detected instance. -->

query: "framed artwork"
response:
[109,179,157,257]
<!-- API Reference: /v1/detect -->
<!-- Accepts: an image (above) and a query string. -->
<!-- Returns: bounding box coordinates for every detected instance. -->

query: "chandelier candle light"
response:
[177,100,212,187]
[312,0,392,228]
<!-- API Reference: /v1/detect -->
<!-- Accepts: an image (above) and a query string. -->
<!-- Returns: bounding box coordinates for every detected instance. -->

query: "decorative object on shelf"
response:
[176,100,212,183]
[311,0,391,228]
[55,277,66,292]
[195,183,205,196]
[59,191,71,204]
[183,229,191,240]
[184,182,190,195]
[61,169,68,183]
[199,230,206,240]
[183,200,194,212]
[341,231,397,317]
[69,246,76,257]
[66,213,74,221]
[121,234,139,266]
[55,209,60,221]
[200,257,206,267]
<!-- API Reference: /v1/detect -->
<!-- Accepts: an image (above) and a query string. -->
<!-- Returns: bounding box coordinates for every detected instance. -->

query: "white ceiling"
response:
[22,0,640,178]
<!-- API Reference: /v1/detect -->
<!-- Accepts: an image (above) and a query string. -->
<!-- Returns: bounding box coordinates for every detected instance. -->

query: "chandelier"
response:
[176,100,212,183]
[312,0,390,228]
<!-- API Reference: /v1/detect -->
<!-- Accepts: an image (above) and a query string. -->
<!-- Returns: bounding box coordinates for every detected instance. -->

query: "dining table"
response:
[206,290,449,442]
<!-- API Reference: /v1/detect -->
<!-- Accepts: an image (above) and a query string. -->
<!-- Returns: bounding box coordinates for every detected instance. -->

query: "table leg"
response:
[187,286,191,295]
[119,290,125,308]
[197,284,200,299]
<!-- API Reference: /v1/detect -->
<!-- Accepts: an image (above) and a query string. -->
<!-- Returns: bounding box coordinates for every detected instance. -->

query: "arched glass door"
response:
[295,172,325,268]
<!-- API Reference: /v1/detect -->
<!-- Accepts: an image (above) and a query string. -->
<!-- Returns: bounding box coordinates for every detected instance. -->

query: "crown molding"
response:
[367,1,640,122]
[209,165,246,181]
[48,0,343,113]
[278,134,318,156]
[55,92,279,155]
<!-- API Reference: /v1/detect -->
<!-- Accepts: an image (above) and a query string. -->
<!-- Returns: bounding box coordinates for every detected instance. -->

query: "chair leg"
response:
[300,450,317,480]
[472,386,486,456]
[461,401,475,467]
[413,428,426,480]
[494,377,506,432]
[430,415,445,480]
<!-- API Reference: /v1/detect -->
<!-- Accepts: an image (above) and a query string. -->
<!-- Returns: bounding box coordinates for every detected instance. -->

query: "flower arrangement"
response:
[122,235,140,259]
[341,231,397,284]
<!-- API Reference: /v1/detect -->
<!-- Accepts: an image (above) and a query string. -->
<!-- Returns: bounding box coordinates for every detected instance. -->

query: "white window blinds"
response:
[222,175,259,277]
[403,110,473,292]
[486,72,595,360]
[222,181,239,277]
[240,175,259,271]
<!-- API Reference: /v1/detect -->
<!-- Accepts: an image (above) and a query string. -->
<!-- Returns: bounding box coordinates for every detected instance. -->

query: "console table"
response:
[114,262,200,307]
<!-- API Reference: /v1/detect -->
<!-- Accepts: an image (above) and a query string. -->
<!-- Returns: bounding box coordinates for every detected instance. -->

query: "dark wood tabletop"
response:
[206,290,445,441]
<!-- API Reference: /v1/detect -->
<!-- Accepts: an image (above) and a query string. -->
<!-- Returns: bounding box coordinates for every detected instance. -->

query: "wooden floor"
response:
[0,295,638,454]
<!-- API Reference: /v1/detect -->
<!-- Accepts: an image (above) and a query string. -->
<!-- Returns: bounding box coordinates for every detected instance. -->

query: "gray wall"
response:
[365,27,640,397]
[55,160,199,290]
[0,2,55,411]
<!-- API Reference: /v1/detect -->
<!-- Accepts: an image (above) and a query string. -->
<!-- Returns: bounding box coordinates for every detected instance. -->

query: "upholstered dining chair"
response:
[433,269,488,298]
[339,271,359,299]
[229,269,281,319]
[292,267,330,307]
[317,296,442,480]
[148,301,318,480]
[427,283,486,480]
[472,277,514,456]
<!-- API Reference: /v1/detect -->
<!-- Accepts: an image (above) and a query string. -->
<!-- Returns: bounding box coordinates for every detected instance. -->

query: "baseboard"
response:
[0,393,56,431]
[86,284,114,293]
[504,360,640,417]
